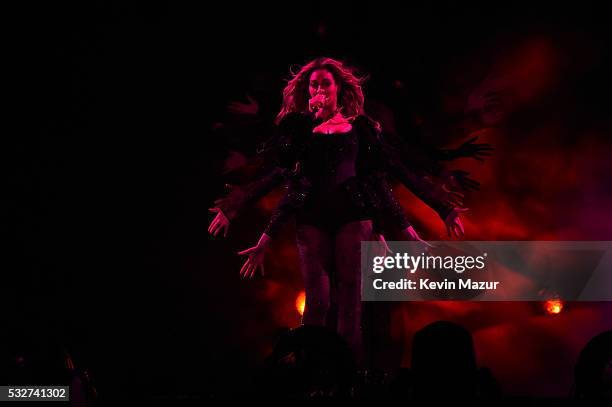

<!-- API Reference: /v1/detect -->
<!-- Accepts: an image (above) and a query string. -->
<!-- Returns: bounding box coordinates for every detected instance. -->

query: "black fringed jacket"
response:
[217,112,454,238]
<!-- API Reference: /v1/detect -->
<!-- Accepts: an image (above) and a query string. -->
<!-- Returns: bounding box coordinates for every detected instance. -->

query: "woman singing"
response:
[208,57,469,362]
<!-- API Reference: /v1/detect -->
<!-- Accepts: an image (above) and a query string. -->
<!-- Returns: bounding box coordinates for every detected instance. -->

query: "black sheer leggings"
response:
[296,220,373,364]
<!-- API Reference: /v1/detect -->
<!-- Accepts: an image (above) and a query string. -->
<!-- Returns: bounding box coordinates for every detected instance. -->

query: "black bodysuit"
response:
[218,112,454,238]
[295,127,371,232]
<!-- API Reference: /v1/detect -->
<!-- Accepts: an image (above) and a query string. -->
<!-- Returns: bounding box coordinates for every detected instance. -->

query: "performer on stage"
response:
[208,57,485,362]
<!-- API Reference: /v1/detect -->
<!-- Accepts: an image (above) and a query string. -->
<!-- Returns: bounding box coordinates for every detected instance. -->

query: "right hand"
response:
[213,184,245,221]
[227,94,259,116]
[208,207,230,238]
[371,232,393,258]
[308,94,327,117]
[402,226,435,248]
[238,244,266,279]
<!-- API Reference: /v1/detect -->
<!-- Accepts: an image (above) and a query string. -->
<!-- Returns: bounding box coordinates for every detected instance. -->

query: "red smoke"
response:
[233,34,612,396]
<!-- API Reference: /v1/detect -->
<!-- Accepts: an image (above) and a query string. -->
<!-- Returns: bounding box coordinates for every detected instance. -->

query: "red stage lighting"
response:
[295,291,306,316]
[544,299,563,315]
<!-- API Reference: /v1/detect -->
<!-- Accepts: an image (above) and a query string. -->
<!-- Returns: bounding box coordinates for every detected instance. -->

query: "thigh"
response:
[296,224,334,290]
[334,220,373,285]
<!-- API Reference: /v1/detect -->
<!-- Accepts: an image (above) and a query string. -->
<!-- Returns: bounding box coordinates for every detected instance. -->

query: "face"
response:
[309,69,339,110]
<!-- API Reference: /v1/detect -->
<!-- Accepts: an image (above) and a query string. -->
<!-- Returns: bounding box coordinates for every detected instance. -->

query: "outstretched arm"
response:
[436,136,494,162]
[209,112,314,237]
[360,118,468,237]
[364,172,411,235]
[389,163,468,238]
[208,167,290,238]
[262,175,310,239]
[385,157,462,220]
[366,172,434,244]
[213,167,290,221]
[236,174,310,278]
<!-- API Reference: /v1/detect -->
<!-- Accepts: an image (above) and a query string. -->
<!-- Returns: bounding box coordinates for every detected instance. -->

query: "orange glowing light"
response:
[296,291,306,316]
[544,299,563,315]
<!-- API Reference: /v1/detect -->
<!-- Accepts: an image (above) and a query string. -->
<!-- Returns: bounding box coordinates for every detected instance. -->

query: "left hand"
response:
[466,73,511,126]
[227,94,259,116]
[444,207,469,238]
[447,169,480,192]
[426,176,465,208]
[452,136,494,162]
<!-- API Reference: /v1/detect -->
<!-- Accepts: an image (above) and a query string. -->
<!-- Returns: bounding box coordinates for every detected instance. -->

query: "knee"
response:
[335,272,361,308]
[335,278,361,307]
[335,267,361,293]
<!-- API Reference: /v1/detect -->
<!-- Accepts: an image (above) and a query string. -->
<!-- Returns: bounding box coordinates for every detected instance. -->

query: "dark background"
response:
[6,0,612,400]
